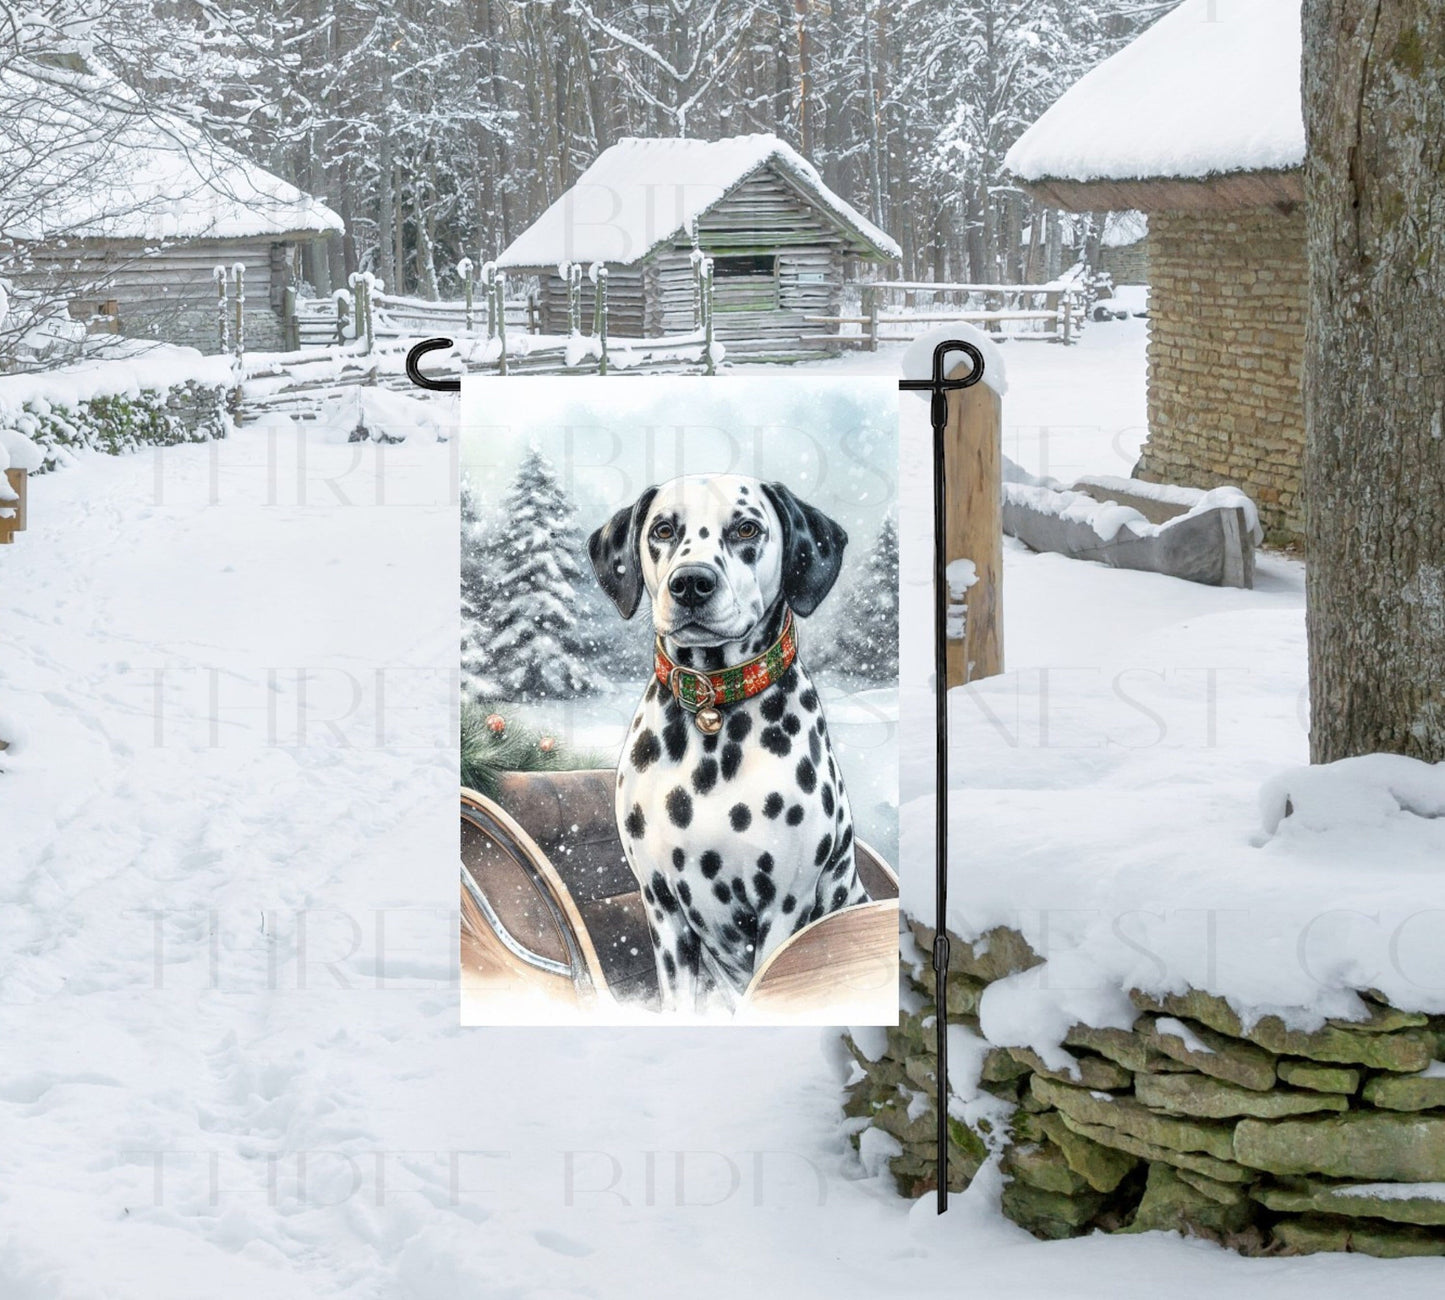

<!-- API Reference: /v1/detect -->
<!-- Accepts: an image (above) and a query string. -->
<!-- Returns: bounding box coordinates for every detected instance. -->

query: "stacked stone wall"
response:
[843,921,1445,1257]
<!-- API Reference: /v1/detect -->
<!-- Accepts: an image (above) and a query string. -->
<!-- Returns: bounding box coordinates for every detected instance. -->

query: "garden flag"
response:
[458,377,901,1025]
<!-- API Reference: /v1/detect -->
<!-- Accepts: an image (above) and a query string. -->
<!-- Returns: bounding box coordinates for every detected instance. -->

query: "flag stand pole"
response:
[900,340,985,1214]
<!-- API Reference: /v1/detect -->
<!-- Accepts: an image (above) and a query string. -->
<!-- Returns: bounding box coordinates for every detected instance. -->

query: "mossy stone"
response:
[1272,1214,1445,1258]
[1006,1046,1133,1091]
[1277,1059,1362,1094]
[1141,1015,1277,1092]
[1031,1075,1236,1160]
[1003,1139,1092,1196]
[1135,1072,1347,1119]
[1000,1179,1105,1238]
[1362,1072,1445,1112]
[1123,1162,1254,1237]
[1056,1114,1254,1185]
[1235,1112,1445,1181]
[1255,1180,1445,1227]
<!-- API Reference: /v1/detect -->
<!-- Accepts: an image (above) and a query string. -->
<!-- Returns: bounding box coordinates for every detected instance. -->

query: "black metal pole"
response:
[900,340,984,1214]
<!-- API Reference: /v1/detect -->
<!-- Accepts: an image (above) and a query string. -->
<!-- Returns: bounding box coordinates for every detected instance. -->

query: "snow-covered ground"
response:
[1,325,1440,1295]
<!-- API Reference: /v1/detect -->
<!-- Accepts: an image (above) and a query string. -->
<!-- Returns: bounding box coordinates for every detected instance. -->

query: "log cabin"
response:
[496,134,900,358]
[1,51,342,356]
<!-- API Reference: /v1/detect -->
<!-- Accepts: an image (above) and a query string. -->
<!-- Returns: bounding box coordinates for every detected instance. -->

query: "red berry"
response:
[485,713,506,734]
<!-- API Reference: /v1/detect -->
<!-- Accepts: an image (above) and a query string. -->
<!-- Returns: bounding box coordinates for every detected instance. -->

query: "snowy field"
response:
[1,322,1440,1295]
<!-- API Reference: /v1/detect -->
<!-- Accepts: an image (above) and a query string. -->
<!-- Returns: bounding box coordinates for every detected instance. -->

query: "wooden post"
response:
[0,469,26,544]
[231,263,245,359]
[214,266,229,354]
[595,266,609,376]
[335,294,347,345]
[495,270,508,376]
[863,285,879,352]
[944,364,1004,686]
[1061,291,1074,345]
[460,257,474,333]
[702,258,716,376]
[282,286,298,352]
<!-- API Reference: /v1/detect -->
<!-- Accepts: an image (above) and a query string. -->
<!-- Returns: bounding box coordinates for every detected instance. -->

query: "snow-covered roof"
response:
[1,55,343,243]
[497,134,900,269]
[1005,0,1304,187]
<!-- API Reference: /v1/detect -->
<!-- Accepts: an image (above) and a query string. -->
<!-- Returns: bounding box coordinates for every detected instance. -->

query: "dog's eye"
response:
[651,521,675,541]
[735,521,760,540]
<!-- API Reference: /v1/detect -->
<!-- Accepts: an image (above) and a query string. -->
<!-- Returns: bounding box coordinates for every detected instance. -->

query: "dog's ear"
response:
[588,486,658,619]
[760,482,848,617]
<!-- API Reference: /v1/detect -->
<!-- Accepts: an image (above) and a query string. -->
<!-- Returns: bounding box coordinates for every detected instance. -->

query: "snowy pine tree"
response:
[470,448,597,700]
[829,516,899,682]
[460,475,499,701]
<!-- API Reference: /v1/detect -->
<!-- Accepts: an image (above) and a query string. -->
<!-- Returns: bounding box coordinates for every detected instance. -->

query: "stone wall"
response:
[1134,208,1307,546]
[1098,237,1149,285]
[843,921,1445,1257]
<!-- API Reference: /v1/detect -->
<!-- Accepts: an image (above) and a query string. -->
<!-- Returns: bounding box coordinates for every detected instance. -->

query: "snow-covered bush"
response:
[0,380,228,472]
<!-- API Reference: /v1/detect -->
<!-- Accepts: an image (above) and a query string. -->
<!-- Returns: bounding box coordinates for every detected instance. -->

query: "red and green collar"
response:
[655,609,797,734]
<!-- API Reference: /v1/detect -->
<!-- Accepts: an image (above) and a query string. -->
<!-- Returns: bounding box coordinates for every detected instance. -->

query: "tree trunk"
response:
[1302,0,1445,763]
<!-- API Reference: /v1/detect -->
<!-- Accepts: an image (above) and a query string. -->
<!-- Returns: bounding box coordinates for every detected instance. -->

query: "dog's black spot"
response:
[808,730,821,763]
[617,771,624,788]
[757,851,774,874]
[761,726,791,757]
[687,908,705,929]
[721,924,741,943]
[727,712,752,742]
[666,787,693,828]
[732,907,759,941]
[692,757,719,795]
[677,880,692,906]
[821,784,834,816]
[662,950,677,981]
[796,757,816,794]
[739,485,749,495]
[762,793,784,819]
[831,885,848,909]
[650,929,662,948]
[827,756,837,780]
[778,666,798,693]
[799,687,818,712]
[752,871,776,906]
[698,527,709,539]
[815,833,833,866]
[839,824,853,852]
[672,847,685,871]
[700,850,722,879]
[781,894,797,914]
[625,804,646,838]
[652,873,680,914]
[713,881,731,903]
[662,707,688,763]
[731,876,748,901]
[642,883,655,903]
[740,546,757,565]
[786,803,804,826]
[630,729,660,771]
[758,919,772,949]
[677,929,701,972]
[646,679,659,702]
[632,716,642,732]
[833,854,851,877]
[729,803,751,832]
[761,691,787,723]
[721,742,743,779]
[783,713,802,737]
[702,733,719,754]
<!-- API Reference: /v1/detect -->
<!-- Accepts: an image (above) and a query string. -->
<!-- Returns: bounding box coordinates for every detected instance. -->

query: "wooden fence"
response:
[804,278,1088,350]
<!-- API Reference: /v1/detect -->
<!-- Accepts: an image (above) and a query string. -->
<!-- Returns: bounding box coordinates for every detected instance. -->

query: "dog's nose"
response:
[668,564,717,608]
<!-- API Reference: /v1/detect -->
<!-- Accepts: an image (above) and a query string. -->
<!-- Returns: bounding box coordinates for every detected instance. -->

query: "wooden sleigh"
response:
[461,771,899,1021]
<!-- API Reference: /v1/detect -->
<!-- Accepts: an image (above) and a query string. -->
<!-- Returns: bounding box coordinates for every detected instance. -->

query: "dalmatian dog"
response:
[588,475,870,1012]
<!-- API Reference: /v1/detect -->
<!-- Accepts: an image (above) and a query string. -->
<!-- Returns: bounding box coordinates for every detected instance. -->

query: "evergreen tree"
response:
[471,448,597,700]
[460,474,498,701]
[830,516,899,682]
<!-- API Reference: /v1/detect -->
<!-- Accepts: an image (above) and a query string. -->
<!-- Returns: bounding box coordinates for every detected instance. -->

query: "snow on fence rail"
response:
[806,272,1091,350]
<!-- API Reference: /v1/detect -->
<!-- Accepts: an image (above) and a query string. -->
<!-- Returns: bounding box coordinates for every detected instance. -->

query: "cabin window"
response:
[710,254,778,311]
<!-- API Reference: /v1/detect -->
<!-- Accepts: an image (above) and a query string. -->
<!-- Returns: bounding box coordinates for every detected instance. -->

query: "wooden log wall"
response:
[12,237,299,352]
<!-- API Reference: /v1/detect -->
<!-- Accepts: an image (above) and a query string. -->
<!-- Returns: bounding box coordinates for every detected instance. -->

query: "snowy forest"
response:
[7,0,1180,298]
[461,450,899,703]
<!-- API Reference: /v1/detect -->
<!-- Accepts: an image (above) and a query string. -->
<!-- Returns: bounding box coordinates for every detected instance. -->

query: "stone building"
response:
[1006,0,1308,544]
